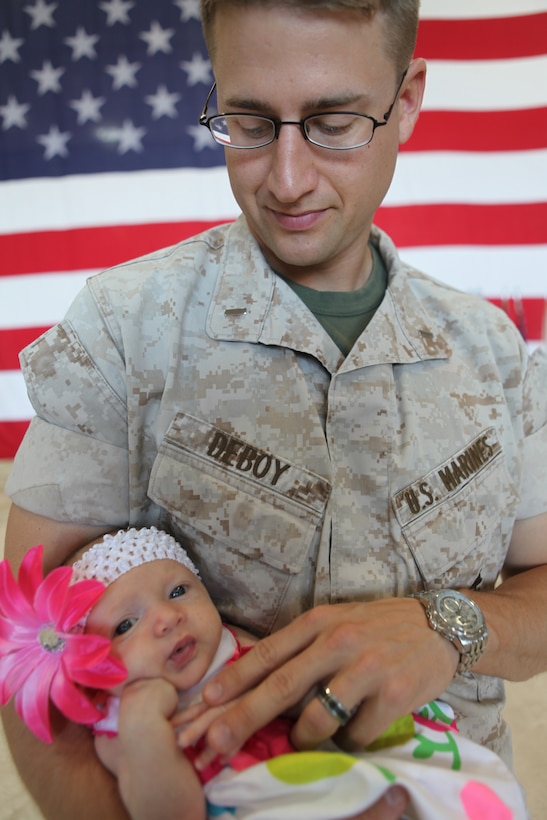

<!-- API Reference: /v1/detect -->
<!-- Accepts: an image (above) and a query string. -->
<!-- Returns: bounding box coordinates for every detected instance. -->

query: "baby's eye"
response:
[114,617,136,637]
[169,584,188,599]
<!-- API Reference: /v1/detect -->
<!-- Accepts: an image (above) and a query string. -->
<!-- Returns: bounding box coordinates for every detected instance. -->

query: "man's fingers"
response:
[176,703,230,748]
[172,701,208,729]
[290,695,347,750]
[200,598,451,759]
[204,660,314,757]
[291,678,364,750]
[204,647,339,757]
[203,617,317,706]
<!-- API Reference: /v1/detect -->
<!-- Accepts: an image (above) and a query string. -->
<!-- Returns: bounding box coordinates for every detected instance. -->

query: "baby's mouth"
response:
[169,637,196,669]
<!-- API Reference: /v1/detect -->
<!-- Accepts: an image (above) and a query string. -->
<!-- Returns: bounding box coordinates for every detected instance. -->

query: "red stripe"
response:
[0,327,51,370]
[0,221,227,277]
[0,421,30,460]
[416,14,547,60]
[2,204,545,278]
[486,297,545,343]
[402,108,547,153]
[375,203,547,247]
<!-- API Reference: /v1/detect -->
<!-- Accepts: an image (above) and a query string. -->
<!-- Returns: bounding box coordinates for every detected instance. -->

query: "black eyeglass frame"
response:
[199,69,409,151]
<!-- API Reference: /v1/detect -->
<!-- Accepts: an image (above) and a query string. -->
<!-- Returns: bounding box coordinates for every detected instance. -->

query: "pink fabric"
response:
[185,716,295,785]
[460,781,514,820]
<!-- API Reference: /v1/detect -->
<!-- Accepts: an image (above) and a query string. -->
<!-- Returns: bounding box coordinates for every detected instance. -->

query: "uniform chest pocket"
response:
[392,430,519,589]
[148,413,331,631]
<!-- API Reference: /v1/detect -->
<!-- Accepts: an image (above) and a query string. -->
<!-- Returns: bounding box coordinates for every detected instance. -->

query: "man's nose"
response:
[267,123,319,203]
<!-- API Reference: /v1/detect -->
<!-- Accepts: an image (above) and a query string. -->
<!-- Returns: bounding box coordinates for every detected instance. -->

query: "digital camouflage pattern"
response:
[7,218,547,763]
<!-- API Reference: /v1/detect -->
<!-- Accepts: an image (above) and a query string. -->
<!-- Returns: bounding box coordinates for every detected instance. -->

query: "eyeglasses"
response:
[199,70,408,151]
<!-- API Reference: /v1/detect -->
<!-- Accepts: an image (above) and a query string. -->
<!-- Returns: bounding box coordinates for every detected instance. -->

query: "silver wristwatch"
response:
[411,589,489,674]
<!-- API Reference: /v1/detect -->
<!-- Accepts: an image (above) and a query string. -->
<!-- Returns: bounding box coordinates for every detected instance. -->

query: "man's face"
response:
[211,5,424,291]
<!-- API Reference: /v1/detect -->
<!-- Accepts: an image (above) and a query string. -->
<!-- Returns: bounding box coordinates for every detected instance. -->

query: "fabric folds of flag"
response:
[0,0,546,458]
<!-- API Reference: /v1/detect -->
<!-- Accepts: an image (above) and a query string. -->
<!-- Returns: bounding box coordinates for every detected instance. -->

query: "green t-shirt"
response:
[282,243,387,356]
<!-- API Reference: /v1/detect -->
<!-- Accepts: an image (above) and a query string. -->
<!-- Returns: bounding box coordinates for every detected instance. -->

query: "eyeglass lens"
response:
[209,112,377,149]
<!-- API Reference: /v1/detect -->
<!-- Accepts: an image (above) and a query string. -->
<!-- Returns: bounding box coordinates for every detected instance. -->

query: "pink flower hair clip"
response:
[0,544,127,743]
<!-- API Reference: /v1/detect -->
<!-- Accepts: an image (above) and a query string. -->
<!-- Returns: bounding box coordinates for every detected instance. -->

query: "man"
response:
[3,1,547,818]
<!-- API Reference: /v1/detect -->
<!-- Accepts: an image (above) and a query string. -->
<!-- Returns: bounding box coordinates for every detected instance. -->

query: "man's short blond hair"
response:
[200,0,420,75]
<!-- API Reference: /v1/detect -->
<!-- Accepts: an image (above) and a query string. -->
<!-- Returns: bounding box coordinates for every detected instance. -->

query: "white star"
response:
[145,85,181,120]
[173,0,200,22]
[105,54,141,90]
[187,123,219,152]
[30,60,65,95]
[181,52,212,86]
[24,0,58,30]
[0,95,31,130]
[69,89,105,124]
[99,0,134,26]
[37,124,71,160]
[0,31,24,64]
[64,27,99,61]
[115,119,146,154]
[139,21,174,56]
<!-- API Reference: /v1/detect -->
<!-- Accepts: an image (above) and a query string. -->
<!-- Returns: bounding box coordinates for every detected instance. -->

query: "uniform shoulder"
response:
[89,222,232,290]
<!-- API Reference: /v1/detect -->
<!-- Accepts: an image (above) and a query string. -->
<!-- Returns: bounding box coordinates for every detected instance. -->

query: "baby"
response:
[71,526,293,820]
[72,527,528,820]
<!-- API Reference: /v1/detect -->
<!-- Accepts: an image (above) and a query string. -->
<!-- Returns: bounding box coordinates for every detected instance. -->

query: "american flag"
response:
[1,0,546,459]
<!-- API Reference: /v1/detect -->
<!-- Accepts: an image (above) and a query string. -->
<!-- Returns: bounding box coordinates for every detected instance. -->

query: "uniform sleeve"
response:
[515,345,547,520]
[5,282,131,527]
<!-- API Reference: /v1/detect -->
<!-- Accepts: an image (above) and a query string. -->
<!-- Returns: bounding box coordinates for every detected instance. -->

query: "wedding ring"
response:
[316,685,358,726]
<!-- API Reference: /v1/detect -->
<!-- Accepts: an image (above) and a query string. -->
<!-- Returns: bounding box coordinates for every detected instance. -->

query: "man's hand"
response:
[200,599,458,757]
[173,639,411,819]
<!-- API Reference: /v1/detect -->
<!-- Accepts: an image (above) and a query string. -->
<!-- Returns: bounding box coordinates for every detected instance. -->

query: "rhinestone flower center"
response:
[38,626,66,653]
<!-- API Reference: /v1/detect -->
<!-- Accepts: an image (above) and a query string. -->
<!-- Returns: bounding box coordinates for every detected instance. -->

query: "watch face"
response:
[436,590,483,635]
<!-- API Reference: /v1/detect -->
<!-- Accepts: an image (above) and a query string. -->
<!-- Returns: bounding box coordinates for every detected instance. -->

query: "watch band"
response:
[456,636,488,674]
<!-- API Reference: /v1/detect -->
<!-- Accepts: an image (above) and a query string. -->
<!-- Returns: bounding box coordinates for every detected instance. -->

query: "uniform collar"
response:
[207,217,451,373]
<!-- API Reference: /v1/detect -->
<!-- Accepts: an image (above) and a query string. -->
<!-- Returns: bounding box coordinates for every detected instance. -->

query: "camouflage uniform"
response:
[7,217,547,763]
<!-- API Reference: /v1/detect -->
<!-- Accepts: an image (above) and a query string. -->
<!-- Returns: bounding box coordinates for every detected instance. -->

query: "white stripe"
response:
[387,150,547,205]
[0,166,239,236]
[0,371,34,421]
[420,0,547,19]
[423,57,547,111]
[399,246,547,297]
[1,150,544,237]
[0,272,93,329]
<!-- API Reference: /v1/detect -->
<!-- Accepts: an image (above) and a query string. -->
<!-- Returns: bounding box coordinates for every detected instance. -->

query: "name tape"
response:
[393,429,501,527]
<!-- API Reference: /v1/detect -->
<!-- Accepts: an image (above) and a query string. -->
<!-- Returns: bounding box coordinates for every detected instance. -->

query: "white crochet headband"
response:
[71,526,200,588]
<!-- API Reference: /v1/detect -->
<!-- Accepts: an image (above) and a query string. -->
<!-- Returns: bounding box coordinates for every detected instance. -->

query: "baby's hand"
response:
[120,678,179,728]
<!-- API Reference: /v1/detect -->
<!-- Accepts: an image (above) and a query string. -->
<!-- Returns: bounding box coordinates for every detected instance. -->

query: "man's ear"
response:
[398,57,427,145]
